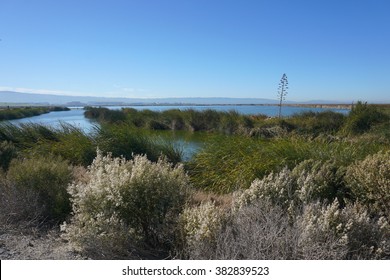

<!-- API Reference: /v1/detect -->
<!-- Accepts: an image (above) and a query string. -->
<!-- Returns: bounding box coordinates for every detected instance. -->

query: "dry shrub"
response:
[179,199,345,259]
[297,200,390,259]
[179,198,390,259]
[214,200,299,259]
[0,176,43,229]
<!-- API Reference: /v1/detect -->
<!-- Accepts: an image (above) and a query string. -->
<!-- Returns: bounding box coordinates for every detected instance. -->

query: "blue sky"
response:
[0,0,389,102]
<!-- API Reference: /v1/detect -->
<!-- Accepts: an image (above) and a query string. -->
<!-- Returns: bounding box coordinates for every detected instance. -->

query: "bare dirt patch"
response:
[0,228,82,260]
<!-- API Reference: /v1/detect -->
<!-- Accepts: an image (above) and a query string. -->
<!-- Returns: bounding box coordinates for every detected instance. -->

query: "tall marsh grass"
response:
[96,123,182,164]
[188,135,386,193]
[85,107,255,135]
[0,122,183,166]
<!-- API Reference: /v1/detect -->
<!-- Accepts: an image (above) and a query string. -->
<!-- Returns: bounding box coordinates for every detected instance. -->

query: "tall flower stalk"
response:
[277,73,288,118]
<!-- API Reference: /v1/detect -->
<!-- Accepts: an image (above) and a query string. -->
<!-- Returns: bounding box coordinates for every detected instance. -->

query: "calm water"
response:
[7,108,96,132]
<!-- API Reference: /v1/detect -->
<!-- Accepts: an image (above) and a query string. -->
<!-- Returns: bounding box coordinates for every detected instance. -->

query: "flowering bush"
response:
[293,160,347,204]
[234,167,296,210]
[234,160,346,214]
[346,150,390,216]
[64,150,190,258]
[178,201,225,259]
[227,159,390,259]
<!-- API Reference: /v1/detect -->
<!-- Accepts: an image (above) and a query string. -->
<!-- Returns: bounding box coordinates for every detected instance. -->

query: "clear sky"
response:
[0,0,389,102]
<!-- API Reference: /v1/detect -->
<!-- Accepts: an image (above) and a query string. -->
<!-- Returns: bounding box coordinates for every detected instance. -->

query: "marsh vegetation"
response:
[0,106,70,121]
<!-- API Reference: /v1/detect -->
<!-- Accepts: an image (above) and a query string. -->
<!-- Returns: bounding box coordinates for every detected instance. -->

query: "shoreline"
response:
[2,103,389,111]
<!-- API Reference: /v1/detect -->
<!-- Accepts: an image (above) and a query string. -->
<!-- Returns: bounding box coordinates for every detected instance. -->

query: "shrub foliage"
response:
[6,155,73,223]
[64,150,190,258]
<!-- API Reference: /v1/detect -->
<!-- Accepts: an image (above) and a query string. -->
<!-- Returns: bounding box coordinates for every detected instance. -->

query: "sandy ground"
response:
[0,228,82,260]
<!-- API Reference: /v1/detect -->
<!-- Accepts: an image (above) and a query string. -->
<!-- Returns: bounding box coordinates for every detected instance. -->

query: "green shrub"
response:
[6,155,73,223]
[64,151,190,258]
[343,101,388,134]
[346,150,390,216]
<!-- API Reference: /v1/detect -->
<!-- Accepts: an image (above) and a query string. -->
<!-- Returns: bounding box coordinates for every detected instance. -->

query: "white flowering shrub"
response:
[229,159,390,259]
[64,150,190,259]
[297,200,390,259]
[178,201,226,259]
[346,150,390,216]
[234,167,296,210]
[293,160,346,204]
[234,160,345,215]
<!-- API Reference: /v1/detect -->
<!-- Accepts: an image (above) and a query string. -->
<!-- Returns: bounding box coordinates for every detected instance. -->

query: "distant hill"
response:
[0,91,283,106]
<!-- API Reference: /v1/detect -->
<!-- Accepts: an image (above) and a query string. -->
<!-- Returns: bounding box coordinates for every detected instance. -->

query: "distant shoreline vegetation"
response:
[83,102,389,136]
[0,106,70,121]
